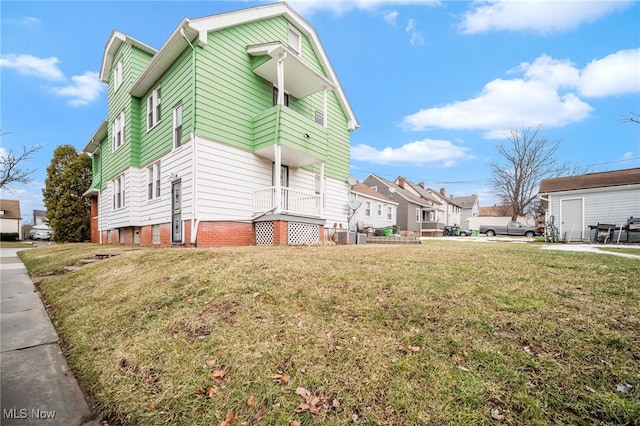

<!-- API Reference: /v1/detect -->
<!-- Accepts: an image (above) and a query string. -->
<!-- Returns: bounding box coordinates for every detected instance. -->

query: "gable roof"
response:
[401,179,442,205]
[365,174,435,208]
[106,2,357,130]
[454,195,478,209]
[425,187,462,208]
[538,168,640,193]
[351,182,397,204]
[0,199,21,219]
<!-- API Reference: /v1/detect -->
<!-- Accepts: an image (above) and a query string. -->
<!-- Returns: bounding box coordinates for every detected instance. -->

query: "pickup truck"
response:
[479,221,537,237]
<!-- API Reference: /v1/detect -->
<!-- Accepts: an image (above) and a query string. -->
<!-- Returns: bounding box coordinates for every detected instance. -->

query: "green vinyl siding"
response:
[194,16,350,180]
[138,47,194,166]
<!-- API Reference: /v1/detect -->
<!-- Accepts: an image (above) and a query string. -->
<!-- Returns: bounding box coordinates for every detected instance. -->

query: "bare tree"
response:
[0,134,43,190]
[490,125,588,221]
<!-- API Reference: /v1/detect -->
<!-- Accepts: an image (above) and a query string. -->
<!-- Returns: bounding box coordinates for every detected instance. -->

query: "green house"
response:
[83,2,358,246]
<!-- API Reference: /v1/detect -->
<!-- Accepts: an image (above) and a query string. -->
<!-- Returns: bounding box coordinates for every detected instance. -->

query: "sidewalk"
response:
[1,247,96,425]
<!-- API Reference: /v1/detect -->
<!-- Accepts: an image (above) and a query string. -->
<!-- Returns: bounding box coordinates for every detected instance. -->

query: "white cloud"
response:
[0,53,64,81]
[352,138,472,166]
[384,10,399,24]
[460,0,634,35]
[579,49,640,98]
[402,49,638,137]
[405,18,424,46]
[286,0,440,15]
[51,72,104,106]
[1,54,104,106]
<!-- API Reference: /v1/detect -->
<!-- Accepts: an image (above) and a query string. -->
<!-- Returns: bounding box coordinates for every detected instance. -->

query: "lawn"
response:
[19,242,640,425]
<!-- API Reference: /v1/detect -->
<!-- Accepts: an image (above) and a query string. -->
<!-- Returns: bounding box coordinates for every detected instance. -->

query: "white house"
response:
[349,182,397,232]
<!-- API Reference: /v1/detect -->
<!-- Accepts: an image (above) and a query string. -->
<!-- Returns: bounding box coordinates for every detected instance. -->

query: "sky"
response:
[1,0,639,223]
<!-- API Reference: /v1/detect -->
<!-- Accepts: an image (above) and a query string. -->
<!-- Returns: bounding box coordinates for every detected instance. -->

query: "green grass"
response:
[19,242,640,425]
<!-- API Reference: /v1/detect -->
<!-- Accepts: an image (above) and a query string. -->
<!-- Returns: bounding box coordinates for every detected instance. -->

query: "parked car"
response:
[479,221,537,237]
[32,229,53,240]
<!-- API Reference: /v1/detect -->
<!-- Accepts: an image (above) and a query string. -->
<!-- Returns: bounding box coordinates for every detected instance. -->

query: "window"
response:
[288,26,301,55]
[272,87,289,107]
[152,225,160,244]
[112,175,125,209]
[112,111,125,151]
[315,111,324,126]
[377,203,382,217]
[147,87,161,130]
[147,162,161,200]
[365,201,371,217]
[174,104,183,148]
[416,208,420,223]
[114,60,123,91]
[387,206,392,220]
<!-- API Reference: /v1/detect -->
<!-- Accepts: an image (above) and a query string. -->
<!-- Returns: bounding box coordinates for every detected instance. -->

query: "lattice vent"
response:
[288,222,319,245]
[255,222,274,246]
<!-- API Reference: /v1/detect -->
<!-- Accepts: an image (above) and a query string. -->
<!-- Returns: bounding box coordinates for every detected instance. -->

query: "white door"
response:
[561,198,583,242]
[171,180,182,243]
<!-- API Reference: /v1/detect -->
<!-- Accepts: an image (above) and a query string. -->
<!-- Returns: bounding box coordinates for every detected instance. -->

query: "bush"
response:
[0,233,19,242]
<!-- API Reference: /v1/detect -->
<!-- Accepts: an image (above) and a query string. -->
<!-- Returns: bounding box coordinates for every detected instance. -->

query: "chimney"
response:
[440,187,446,196]
[398,177,405,189]
[419,181,425,188]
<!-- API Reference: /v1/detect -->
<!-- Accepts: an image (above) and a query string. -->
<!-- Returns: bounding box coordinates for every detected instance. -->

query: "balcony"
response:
[254,186,321,218]
[253,105,328,167]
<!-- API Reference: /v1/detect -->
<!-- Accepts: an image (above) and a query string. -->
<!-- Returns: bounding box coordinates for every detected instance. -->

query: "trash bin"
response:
[452,226,460,236]
[472,230,479,236]
[384,227,393,237]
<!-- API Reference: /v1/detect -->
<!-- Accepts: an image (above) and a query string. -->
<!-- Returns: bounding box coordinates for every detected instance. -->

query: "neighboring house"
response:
[349,182,397,232]
[422,186,463,228]
[538,168,640,242]
[33,210,48,226]
[469,205,534,230]
[456,195,480,230]
[0,199,22,240]
[362,174,440,236]
[83,3,358,247]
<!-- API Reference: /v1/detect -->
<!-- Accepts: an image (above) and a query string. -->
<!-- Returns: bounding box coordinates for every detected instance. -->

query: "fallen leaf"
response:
[290,422,301,426]
[206,359,217,367]
[225,410,234,421]
[252,406,267,422]
[147,402,156,410]
[408,345,420,352]
[247,395,257,406]
[211,369,227,382]
[332,399,340,408]
[208,386,219,398]
[271,373,291,384]
[490,408,505,421]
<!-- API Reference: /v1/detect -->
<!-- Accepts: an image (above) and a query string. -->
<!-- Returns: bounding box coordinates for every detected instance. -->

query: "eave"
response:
[100,30,156,84]
[83,120,108,154]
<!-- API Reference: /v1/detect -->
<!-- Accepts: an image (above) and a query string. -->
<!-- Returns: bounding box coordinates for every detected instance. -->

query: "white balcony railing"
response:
[254,186,321,218]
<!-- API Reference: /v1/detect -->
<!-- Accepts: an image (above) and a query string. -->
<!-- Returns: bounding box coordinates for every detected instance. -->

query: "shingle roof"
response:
[453,195,478,209]
[0,199,21,219]
[351,182,396,203]
[538,168,640,193]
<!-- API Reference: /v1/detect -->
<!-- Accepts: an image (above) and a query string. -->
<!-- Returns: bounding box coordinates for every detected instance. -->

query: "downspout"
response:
[273,52,287,214]
[181,28,199,245]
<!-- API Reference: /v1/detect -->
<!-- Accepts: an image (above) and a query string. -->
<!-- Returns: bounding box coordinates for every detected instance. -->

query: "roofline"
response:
[351,189,399,205]
[100,30,157,83]
[365,174,433,207]
[127,2,359,130]
[83,120,108,154]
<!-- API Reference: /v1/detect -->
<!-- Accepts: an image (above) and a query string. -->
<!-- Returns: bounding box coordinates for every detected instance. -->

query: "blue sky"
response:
[1,0,639,222]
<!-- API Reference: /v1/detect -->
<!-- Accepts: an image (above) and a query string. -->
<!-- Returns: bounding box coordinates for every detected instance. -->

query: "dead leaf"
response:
[247,395,257,406]
[252,406,267,422]
[206,359,217,367]
[332,399,340,408]
[295,387,326,415]
[408,345,420,352]
[490,408,505,421]
[271,372,291,384]
[290,422,301,426]
[208,386,219,398]
[211,369,227,382]
[147,402,156,410]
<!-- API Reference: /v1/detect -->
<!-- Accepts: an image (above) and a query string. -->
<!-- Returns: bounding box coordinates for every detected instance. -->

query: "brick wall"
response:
[196,221,255,247]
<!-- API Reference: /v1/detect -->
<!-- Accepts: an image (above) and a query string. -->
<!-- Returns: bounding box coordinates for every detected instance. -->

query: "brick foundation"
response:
[196,221,255,247]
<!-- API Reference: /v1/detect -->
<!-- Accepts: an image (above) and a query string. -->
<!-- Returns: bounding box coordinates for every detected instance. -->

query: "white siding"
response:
[547,185,640,240]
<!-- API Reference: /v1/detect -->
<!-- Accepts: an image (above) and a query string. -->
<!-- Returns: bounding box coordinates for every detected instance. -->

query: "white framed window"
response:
[147,162,161,200]
[377,203,382,217]
[365,201,371,217]
[112,174,125,210]
[112,111,125,151]
[315,111,324,126]
[173,104,183,148]
[288,26,301,55]
[152,224,160,244]
[147,87,161,130]
[114,60,123,91]
[387,206,392,220]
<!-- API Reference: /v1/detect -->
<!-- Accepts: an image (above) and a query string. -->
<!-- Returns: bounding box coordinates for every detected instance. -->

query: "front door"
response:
[171,180,182,243]
[272,164,289,211]
[561,198,583,242]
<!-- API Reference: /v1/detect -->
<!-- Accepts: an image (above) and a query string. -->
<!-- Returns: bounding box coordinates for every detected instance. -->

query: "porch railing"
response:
[254,186,321,218]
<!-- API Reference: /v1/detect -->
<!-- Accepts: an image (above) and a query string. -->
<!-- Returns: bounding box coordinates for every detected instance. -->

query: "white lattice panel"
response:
[255,222,274,245]
[288,222,319,245]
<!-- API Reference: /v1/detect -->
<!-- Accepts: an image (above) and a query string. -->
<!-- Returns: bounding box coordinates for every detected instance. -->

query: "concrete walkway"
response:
[1,247,95,425]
